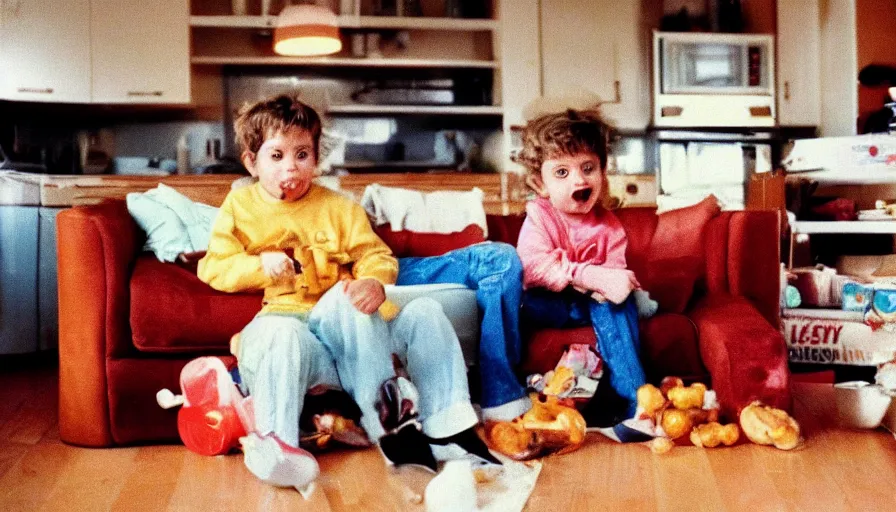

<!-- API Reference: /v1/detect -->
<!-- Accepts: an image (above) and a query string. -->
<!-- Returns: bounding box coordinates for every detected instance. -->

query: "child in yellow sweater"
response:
[198,94,495,482]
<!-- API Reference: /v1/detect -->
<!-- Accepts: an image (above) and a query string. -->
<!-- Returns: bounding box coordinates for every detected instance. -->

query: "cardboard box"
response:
[782,308,896,365]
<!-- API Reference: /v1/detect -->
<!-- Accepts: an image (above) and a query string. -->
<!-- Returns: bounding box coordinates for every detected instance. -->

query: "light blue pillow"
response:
[126,184,219,262]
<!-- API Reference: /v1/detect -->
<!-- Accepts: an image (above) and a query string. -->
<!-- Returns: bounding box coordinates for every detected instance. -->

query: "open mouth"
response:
[571,188,593,203]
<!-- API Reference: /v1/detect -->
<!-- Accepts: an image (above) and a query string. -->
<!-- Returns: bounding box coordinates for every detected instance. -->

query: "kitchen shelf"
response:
[190,56,498,68]
[326,104,502,115]
[792,221,896,234]
[189,15,497,31]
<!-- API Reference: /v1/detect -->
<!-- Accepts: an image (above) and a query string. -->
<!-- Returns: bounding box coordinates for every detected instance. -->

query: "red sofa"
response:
[57,199,790,447]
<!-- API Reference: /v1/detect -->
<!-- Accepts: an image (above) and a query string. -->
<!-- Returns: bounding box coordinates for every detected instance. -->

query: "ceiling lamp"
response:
[274,4,342,57]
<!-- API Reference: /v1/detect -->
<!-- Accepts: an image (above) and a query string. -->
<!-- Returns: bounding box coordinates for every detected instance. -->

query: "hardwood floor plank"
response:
[37,446,139,511]
[0,442,77,511]
[0,373,57,445]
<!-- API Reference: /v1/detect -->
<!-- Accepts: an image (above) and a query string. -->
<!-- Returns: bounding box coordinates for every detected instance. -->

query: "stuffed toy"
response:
[156,356,253,456]
[485,393,587,461]
[738,401,801,450]
[635,377,741,450]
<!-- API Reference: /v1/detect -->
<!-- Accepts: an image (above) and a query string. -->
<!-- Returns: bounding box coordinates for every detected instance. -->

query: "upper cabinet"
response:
[539,0,649,130]
[0,0,92,103]
[91,0,191,104]
[777,0,821,127]
[0,0,190,104]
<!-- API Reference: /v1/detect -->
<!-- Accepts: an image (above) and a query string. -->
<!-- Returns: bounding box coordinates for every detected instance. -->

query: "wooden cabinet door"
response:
[0,0,91,103]
[90,0,190,104]
[777,0,821,127]
[539,0,647,130]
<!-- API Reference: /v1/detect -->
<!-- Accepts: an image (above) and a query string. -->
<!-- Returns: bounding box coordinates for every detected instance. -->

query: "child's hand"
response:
[343,278,386,315]
[577,266,639,304]
[261,251,296,281]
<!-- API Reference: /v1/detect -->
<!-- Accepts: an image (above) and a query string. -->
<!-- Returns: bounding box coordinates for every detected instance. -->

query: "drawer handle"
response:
[784,81,791,101]
[127,91,164,97]
[17,87,53,94]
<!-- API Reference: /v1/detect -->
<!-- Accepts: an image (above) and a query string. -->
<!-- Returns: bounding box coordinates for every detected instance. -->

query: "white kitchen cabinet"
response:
[539,0,648,130]
[0,0,190,104]
[0,0,92,103]
[777,0,821,127]
[91,0,190,104]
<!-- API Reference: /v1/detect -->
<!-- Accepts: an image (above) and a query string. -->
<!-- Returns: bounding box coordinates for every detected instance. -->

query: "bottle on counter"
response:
[176,136,191,175]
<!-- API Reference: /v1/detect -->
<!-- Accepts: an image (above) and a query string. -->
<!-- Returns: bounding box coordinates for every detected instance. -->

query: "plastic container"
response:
[834,381,893,429]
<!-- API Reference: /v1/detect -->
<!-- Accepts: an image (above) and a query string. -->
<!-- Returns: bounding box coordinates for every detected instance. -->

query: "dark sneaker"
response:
[580,377,631,428]
[429,427,502,466]
[379,421,438,473]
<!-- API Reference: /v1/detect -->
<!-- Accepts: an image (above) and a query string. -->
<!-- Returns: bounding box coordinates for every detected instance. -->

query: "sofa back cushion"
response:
[130,256,260,353]
[375,223,486,258]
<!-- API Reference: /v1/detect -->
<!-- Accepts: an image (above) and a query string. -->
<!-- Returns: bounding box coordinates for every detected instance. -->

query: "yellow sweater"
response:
[198,182,398,315]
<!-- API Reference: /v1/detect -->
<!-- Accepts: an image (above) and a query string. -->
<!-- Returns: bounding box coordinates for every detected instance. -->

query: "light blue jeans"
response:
[239,287,478,444]
[309,286,478,440]
[397,242,530,420]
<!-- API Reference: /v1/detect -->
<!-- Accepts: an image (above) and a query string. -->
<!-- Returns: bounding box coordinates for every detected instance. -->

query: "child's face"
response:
[536,151,604,216]
[242,126,317,202]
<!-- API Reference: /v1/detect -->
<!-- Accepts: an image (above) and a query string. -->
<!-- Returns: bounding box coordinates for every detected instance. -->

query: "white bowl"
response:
[834,381,893,429]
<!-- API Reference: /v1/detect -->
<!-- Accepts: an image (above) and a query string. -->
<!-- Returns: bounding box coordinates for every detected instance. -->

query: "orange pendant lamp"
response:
[274,4,342,57]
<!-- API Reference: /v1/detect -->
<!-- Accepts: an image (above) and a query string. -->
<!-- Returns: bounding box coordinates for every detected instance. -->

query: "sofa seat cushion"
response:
[639,312,705,381]
[520,313,703,381]
[130,258,480,360]
[130,255,261,353]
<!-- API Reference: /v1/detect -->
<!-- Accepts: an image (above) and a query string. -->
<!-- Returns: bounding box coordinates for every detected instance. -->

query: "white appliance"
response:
[653,31,776,127]
[655,129,775,211]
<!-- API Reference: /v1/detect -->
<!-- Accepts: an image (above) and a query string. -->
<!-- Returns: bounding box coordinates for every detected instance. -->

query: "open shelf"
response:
[793,220,896,234]
[189,15,497,31]
[190,56,498,68]
[326,104,502,115]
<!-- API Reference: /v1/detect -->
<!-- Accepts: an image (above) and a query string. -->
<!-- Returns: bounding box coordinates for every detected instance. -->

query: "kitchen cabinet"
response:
[538,0,649,131]
[776,0,821,127]
[0,0,190,104]
[0,0,92,103]
[91,0,191,104]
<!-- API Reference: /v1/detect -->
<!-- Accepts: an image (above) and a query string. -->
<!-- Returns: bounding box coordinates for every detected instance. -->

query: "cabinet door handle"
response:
[17,87,54,94]
[784,81,790,101]
[127,91,164,97]
[599,80,622,105]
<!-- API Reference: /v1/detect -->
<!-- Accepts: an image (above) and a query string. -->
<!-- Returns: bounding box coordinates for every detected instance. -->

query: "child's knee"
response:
[402,296,445,318]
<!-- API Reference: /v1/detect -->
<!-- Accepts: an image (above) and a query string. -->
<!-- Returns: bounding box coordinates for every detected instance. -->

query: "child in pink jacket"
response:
[514,108,646,418]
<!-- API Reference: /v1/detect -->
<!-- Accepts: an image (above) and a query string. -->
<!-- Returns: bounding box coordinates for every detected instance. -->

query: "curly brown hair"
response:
[513,108,614,178]
[234,93,323,159]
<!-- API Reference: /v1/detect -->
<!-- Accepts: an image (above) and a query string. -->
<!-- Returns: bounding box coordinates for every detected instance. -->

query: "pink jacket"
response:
[517,197,628,291]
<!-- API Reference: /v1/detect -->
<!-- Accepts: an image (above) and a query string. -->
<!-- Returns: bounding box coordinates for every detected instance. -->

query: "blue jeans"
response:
[522,288,646,417]
[397,242,526,411]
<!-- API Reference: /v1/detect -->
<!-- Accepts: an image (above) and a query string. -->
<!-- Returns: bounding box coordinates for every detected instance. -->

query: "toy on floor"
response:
[485,393,587,461]
[527,344,603,402]
[738,401,801,450]
[635,377,744,451]
[156,356,254,456]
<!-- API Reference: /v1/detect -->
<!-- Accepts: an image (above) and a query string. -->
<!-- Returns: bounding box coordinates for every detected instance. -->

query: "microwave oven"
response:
[653,31,775,128]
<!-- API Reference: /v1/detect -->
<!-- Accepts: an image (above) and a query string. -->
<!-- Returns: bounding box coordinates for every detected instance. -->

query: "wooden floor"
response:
[1,361,896,512]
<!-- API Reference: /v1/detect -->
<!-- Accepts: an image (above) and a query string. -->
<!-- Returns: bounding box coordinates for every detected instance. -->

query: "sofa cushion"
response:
[641,256,704,314]
[520,313,703,381]
[639,312,705,381]
[375,223,485,258]
[131,256,260,353]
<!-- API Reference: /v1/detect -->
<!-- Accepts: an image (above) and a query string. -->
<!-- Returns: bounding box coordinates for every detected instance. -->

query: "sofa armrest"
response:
[689,294,792,420]
[702,210,780,328]
[57,199,141,446]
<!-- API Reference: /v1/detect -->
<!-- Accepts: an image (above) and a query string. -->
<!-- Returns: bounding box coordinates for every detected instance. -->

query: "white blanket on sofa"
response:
[360,183,488,236]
